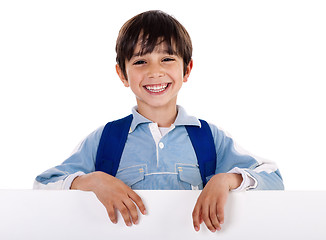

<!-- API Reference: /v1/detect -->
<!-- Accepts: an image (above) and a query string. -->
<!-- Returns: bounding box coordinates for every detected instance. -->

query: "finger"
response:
[192,203,201,231]
[116,202,132,226]
[128,191,147,215]
[216,205,225,225]
[106,203,117,224]
[199,212,204,224]
[210,204,221,231]
[202,204,216,232]
[123,198,139,225]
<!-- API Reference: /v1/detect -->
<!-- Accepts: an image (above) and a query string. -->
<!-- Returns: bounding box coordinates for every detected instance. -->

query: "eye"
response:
[133,60,146,65]
[162,57,175,62]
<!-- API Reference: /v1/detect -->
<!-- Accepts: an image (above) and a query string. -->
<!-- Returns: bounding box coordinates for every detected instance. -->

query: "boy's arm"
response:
[192,124,284,232]
[33,126,104,190]
[34,125,146,226]
[209,123,284,191]
[33,171,85,190]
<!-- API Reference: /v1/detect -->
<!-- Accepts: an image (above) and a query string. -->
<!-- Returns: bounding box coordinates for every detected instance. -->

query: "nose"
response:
[147,62,165,79]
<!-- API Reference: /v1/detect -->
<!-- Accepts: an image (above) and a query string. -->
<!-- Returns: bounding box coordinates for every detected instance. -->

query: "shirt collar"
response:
[174,105,201,127]
[130,105,201,133]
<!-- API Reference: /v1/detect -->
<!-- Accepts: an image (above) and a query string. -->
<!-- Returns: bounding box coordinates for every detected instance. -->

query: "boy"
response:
[34,10,284,232]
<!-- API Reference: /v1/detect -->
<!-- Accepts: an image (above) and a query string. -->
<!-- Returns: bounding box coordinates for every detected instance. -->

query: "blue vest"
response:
[95,115,216,186]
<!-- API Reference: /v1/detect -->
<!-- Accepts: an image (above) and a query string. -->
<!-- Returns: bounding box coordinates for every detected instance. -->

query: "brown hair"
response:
[116,10,192,79]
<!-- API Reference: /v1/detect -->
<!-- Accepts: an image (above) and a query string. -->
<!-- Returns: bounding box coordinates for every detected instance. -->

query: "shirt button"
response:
[159,142,164,149]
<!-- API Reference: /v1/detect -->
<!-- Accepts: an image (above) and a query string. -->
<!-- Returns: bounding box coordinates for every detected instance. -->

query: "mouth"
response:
[143,83,171,94]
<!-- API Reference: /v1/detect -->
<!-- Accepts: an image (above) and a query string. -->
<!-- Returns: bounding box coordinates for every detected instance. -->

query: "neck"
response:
[136,102,178,127]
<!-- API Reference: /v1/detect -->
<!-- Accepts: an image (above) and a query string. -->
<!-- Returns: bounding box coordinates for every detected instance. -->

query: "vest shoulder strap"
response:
[185,120,217,186]
[95,114,133,177]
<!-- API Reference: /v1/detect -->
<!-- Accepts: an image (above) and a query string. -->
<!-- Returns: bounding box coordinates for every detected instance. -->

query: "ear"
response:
[115,64,129,87]
[183,59,193,83]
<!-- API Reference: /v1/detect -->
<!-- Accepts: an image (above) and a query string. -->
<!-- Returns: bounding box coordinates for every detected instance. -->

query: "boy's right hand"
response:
[70,171,147,226]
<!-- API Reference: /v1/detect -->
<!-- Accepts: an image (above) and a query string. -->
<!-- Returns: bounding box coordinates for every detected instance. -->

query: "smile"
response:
[144,83,170,93]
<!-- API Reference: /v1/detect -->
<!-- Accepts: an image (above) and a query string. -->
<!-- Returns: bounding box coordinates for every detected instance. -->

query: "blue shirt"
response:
[34,106,284,191]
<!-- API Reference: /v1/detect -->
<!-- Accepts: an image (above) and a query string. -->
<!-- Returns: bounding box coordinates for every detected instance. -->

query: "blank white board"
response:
[0,190,325,239]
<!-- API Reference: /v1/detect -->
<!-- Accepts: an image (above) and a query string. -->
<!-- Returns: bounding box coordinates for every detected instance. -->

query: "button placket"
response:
[157,141,165,168]
[148,123,164,168]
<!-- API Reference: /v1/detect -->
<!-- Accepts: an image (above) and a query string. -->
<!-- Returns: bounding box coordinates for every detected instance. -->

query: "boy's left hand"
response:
[192,173,243,232]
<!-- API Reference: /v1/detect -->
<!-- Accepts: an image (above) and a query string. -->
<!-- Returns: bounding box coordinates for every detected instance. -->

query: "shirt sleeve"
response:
[33,126,104,190]
[209,123,284,191]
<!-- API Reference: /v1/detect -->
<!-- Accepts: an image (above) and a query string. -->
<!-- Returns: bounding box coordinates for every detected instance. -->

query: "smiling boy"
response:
[34,10,284,232]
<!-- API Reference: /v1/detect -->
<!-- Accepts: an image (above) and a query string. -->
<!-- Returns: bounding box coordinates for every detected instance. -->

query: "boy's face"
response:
[116,41,193,112]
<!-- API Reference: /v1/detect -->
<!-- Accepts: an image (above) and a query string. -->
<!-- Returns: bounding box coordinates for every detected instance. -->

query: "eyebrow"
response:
[132,49,176,58]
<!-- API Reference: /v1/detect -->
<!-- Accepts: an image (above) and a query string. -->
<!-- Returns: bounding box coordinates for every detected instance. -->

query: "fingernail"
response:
[195,226,199,232]
[135,220,139,225]
[127,222,132,227]
[143,210,147,215]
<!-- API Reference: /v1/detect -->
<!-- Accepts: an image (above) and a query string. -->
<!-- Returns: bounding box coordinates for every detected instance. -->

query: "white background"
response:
[0,0,325,190]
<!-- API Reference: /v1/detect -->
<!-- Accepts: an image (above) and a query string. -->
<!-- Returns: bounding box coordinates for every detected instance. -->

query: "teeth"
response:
[145,83,169,93]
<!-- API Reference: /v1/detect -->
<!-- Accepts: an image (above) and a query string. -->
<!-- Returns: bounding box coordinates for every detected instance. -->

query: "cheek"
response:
[174,69,185,82]
[176,64,185,79]
[166,64,182,77]
[127,74,142,89]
